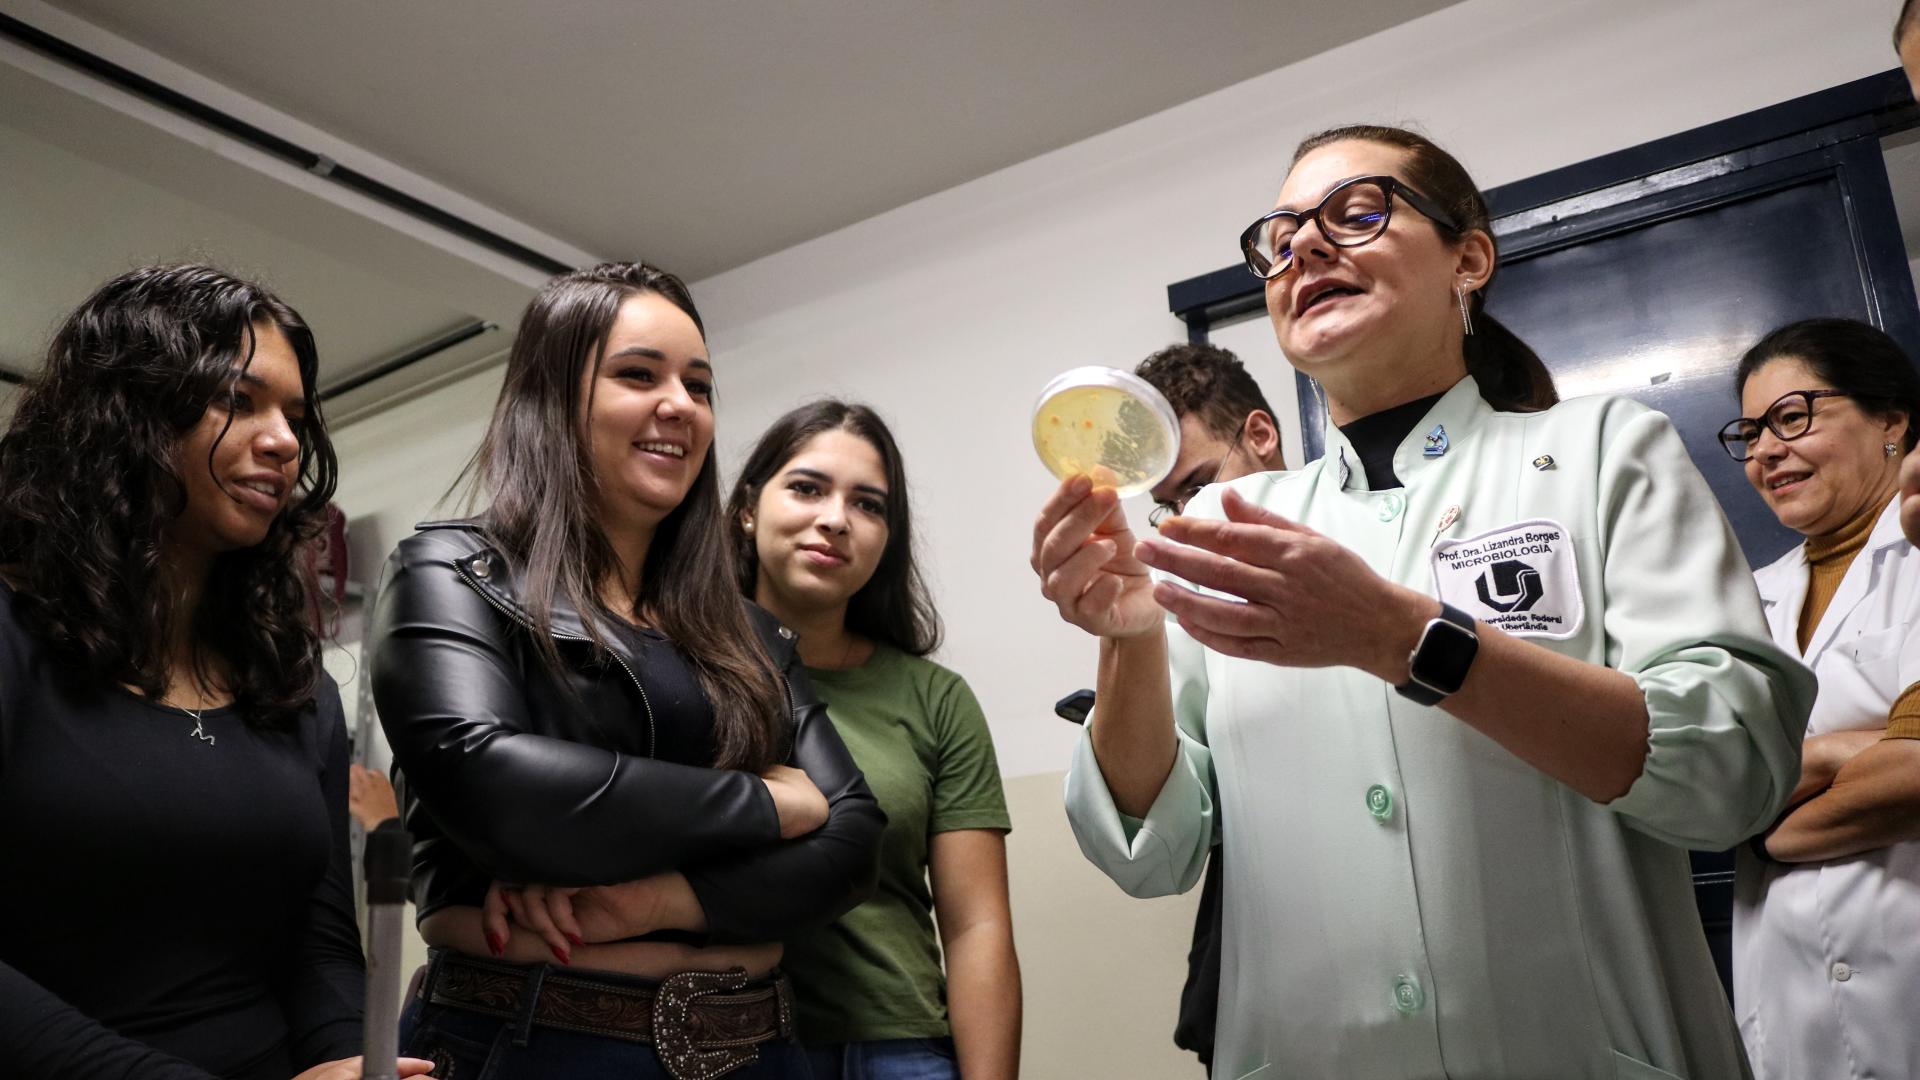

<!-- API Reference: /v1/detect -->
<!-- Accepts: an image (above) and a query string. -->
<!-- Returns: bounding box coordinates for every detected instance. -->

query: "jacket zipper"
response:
[453,558,658,759]
[781,670,796,756]
[605,648,658,761]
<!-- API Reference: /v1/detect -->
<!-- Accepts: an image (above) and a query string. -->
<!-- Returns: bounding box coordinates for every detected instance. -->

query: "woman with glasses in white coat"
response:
[1722,318,1920,1080]
[1031,124,1814,1079]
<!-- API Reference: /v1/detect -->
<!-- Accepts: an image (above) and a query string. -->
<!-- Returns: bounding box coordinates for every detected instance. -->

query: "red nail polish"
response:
[551,944,571,965]
[485,931,504,957]
[566,932,584,949]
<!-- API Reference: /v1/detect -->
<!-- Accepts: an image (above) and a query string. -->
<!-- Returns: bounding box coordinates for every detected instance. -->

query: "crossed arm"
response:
[1765,729,1920,862]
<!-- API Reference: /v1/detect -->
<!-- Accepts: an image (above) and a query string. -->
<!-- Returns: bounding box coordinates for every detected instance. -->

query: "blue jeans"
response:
[400,997,814,1079]
[803,1039,959,1080]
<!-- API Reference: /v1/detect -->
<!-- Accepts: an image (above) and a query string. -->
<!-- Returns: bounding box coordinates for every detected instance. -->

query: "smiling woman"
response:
[581,293,717,557]
[173,324,309,555]
[370,263,883,1079]
[1725,317,1920,1080]
[0,265,432,1079]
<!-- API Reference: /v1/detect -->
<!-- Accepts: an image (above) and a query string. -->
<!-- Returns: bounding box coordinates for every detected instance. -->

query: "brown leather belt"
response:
[420,949,795,1080]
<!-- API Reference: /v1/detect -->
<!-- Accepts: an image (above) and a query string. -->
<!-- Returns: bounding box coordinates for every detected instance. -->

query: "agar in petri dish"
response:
[1031,367,1178,498]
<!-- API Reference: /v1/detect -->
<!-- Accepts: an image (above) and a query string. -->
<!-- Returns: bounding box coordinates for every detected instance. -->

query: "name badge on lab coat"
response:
[1431,519,1583,640]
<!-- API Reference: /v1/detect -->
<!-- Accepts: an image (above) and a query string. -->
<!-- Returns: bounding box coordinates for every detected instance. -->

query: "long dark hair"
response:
[464,262,785,772]
[0,264,338,728]
[1736,317,1920,451]
[726,400,941,656]
[1292,124,1558,413]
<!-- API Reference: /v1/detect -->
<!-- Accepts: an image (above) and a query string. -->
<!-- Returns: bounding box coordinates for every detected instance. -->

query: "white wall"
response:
[319,0,1906,1072]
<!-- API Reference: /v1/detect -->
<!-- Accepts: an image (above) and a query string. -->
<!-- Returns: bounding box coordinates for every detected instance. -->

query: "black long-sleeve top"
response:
[0,584,364,1078]
[368,522,884,944]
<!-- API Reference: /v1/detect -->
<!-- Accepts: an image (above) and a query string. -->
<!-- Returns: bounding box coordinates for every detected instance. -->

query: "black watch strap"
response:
[1394,602,1479,706]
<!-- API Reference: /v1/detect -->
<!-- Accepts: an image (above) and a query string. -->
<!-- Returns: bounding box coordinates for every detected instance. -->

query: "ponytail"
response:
[1465,310,1558,412]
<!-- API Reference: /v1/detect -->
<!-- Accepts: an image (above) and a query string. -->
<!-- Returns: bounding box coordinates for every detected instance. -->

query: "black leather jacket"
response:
[367,521,884,944]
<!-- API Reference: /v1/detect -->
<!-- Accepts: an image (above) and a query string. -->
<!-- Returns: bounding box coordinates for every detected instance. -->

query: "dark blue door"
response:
[1484,133,1920,995]
[1490,140,1919,567]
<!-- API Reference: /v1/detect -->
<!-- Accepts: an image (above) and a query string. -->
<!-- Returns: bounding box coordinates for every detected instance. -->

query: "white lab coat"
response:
[1065,376,1814,1079]
[1735,496,1920,1080]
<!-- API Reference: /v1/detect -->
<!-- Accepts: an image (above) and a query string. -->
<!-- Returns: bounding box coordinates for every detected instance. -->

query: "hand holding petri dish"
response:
[1031,366,1179,497]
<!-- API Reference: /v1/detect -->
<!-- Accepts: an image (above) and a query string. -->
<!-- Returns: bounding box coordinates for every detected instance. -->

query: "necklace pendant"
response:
[190,717,215,745]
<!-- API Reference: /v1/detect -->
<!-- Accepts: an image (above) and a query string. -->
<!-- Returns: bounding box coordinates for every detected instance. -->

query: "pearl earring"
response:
[743,520,755,534]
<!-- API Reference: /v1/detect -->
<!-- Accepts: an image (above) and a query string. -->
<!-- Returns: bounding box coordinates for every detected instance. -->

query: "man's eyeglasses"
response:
[1239,175,1460,280]
[1717,389,1847,462]
[1148,422,1245,528]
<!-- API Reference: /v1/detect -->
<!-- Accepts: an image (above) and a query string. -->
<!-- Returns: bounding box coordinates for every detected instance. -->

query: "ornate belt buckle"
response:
[652,967,758,1080]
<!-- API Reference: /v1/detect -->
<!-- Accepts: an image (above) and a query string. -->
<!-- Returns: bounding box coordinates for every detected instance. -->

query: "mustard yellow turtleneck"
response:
[1798,499,1920,740]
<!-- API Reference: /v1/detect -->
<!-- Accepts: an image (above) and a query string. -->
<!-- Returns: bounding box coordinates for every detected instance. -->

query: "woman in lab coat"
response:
[1030,124,1813,1079]
[1725,317,1920,1080]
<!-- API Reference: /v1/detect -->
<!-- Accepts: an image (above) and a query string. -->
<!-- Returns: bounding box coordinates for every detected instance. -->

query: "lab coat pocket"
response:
[1837,626,1905,704]
[1845,625,1903,665]
[1611,1050,1685,1080]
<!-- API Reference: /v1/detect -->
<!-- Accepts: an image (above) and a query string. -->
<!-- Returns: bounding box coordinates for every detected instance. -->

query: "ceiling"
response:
[0,55,529,418]
[39,0,1461,279]
[2,0,1461,413]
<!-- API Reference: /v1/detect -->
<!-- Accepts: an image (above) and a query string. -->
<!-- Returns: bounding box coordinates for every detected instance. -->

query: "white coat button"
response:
[1392,974,1425,1014]
[1365,784,1394,822]
[1832,961,1852,982]
[1378,493,1405,521]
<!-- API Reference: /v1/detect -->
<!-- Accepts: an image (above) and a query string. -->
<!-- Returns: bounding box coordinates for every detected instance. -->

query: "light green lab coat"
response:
[1065,376,1813,1080]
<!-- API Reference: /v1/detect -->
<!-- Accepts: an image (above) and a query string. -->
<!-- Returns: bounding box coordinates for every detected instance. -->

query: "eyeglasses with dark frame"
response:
[1239,175,1462,280]
[1148,420,1246,529]
[1716,389,1848,462]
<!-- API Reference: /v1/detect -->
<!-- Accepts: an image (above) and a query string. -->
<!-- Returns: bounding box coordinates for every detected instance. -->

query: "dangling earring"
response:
[1886,442,1900,458]
[1456,283,1474,337]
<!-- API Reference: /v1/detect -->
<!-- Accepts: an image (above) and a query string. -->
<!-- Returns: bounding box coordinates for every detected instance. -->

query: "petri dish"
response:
[1031,366,1180,497]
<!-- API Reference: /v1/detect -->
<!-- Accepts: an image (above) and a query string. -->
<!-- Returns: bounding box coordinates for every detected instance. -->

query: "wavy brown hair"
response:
[463,262,786,772]
[0,264,338,728]
[1136,342,1279,450]
[1293,124,1559,413]
[726,400,941,656]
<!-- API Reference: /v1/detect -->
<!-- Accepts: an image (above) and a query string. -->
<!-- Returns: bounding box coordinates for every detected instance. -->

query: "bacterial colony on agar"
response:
[1031,383,1175,499]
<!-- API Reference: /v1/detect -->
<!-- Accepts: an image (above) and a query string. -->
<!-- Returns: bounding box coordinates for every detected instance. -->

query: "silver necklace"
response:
[178,704,216,746]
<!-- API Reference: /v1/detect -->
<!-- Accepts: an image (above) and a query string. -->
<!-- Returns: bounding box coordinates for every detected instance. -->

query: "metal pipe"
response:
[320,320,495,402]
[362,818,413,1079]
[0,11,573,277]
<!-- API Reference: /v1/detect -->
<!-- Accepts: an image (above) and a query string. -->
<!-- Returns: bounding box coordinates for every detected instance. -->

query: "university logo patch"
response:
[1431,519,1582,639]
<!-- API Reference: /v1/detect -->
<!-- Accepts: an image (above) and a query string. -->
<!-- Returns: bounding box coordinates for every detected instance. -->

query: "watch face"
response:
[1414,619,1478,695]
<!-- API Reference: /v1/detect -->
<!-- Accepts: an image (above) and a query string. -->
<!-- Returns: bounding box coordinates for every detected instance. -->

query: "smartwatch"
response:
[1394,602,1479,706]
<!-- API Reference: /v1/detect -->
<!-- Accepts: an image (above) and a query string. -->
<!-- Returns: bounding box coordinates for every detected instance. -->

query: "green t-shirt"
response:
[782,645,1012,1043]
